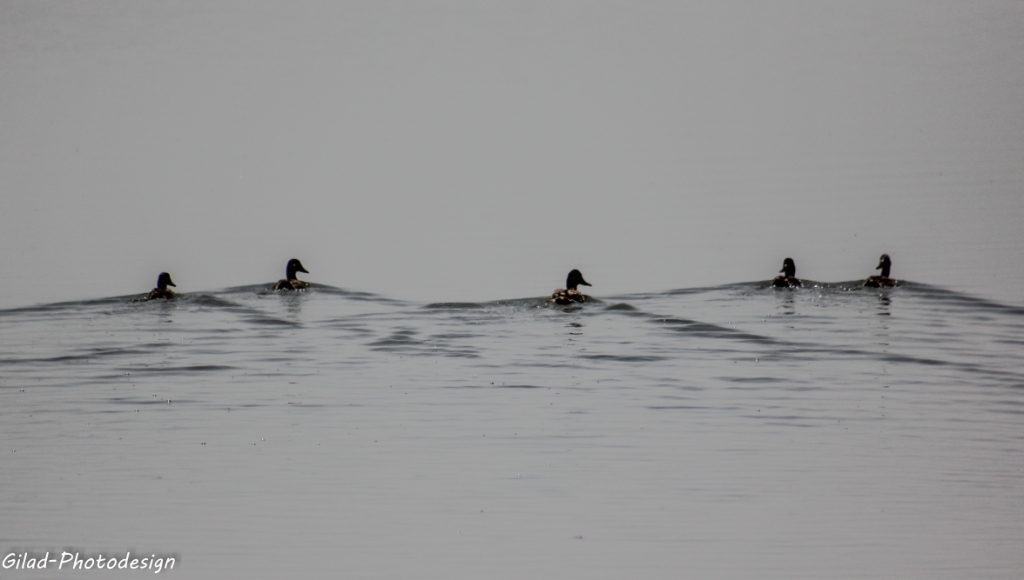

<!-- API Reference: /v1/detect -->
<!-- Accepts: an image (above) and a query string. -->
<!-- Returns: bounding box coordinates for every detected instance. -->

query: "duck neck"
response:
[880,263,891,278]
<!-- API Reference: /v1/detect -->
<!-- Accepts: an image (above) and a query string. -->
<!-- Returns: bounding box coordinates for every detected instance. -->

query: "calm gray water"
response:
[2,281,1022,578]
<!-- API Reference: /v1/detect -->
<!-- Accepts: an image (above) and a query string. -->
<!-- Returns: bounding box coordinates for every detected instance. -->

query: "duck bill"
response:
[299,267,309,274]
[580,280,591,287]
[168,280,176,287]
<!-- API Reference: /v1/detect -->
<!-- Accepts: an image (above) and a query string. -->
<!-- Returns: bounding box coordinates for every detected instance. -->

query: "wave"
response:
[4,278,1022,315]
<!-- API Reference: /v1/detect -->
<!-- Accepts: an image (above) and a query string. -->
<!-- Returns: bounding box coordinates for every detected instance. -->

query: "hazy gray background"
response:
[1,0,1022,309]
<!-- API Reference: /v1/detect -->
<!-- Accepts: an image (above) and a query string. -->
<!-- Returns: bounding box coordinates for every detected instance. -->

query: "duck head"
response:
[780,258,796,278]
[286,258,309,281]
[156,272,176,290]
[566,269,591,291]
[876,254,892,278]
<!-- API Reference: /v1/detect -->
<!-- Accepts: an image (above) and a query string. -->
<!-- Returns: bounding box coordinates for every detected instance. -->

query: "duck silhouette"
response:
[771,258,802,288]
[864,254,896,288]
[147,272,176,300]
[551,269,591,305]
[273,259,310,290]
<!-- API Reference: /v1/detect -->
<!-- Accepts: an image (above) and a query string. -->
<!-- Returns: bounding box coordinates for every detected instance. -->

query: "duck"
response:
[551,269,591,304]
[771,258,802,288]
[864,254,896,287]
[273,259,310,290]
[146,272,176,300]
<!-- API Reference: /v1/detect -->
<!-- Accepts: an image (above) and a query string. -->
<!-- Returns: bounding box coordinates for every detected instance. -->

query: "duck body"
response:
[147,272,176,300]
[550,269,591,304]
[864,254,896,287]
[771,258,801,288]
[551,288,587,305]
[864,276,896,288]
[273,278,309,290]
[147,288,176,300]
[771,276,802,288]
[273,258,309,290]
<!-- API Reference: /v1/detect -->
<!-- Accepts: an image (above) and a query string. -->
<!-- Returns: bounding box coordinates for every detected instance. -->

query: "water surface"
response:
[2,281,1022,578]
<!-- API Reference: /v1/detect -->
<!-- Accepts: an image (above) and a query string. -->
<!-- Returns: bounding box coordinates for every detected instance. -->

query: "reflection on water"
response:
[277,289,304,319]
[877,293,892,315]
[1,281,1023,579]
[775,289,797,316]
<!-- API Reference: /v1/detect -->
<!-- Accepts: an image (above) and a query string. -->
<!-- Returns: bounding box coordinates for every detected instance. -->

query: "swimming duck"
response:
[147,272,176,300]
[864,254,896,287]
[771,258,802,288]
[273,259,309,290]
[551,269,591,304]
